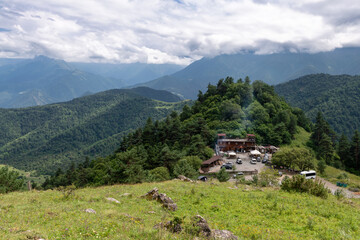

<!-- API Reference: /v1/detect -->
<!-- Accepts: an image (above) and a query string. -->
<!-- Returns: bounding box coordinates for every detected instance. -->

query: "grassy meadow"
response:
[0,179,359,240]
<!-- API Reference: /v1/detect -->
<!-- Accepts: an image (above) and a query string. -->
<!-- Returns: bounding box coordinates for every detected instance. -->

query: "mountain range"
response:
[275,74,360,136]
[0,56,183,108]
[137,47,360,99]
[0,87,187,174]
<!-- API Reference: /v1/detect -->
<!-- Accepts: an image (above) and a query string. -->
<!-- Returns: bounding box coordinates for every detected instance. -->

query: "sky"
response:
[0,0,360,65]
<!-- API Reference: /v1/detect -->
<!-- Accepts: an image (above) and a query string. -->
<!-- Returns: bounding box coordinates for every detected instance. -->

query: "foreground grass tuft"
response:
[0,180,359,239]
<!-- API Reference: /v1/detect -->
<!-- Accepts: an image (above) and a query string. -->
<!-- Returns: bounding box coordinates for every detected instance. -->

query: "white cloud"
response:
[0,0,359,64]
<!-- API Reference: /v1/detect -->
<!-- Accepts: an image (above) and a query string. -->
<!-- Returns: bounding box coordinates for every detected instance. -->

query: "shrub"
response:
[217,168,230,182]
[334,189,345,200]
[281,175,328,199]
[173,159,198,179]
[0,166,24,193]
[258,168,279,187]
[148,167,171,182]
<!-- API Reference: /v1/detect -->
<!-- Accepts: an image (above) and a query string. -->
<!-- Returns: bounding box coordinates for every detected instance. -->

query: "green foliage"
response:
[281,175,329,199]
[0,166,24,193]
[216,167,230,182]
[258,169,279,187]
[43,76,309,187]
[317,159,327,175]
[271,147,315,171]
[148,167,171,182]
[173,159,198,179]
[275,74,360,136]
[0,89,188,175]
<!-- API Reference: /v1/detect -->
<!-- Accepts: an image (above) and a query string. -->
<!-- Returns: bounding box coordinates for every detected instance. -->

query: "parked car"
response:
[262,158,267,163]
[237,171,244,176]
[256,157,261,162]
[278,171,283,177]
[221,164,232,169]
[198,176,207,181]
[250,159,257,164]
[236,158,242,164]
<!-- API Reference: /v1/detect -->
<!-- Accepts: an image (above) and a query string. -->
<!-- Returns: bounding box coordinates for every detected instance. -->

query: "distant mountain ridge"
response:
[274,74,360,136]
[0,56,183,108]
[0,56,124,108]
[70,62,184,86]
[0,87,187,174]
[137,48,360,99]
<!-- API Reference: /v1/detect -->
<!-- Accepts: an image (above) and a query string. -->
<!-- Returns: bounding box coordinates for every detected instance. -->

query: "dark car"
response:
[236,158,242,164]
[262,158,267,163]
[256,157,261,162]
[221,164,232,169]
[198,176,207,181]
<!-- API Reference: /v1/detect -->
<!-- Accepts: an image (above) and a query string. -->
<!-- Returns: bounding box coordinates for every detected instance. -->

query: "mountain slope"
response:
[139,48,360,99]
[70,62,184,86]
[0,88,187,174]
[274,74,360,136]
[0,56,124,108]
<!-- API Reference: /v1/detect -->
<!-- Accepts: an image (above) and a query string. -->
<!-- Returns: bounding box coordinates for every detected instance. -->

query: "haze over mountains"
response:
[0,56,183,108]
[138,48,360,99]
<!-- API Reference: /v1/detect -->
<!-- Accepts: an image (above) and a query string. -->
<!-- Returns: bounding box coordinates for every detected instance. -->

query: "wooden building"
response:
[217,134,256,152]
[201,155,223,172]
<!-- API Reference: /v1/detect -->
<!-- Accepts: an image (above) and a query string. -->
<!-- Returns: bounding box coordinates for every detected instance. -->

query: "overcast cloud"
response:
[0,0,359,65]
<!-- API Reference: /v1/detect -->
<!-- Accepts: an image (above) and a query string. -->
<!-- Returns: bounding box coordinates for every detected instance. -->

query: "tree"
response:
[258,169,279,187]
[317,159,326,175]
[173,159,198,179]
[0,166,24,193]
[338,133,350,167]
[217,167,230,182]
[318,133,335,165]
[272,147,315,171]
[148,167,171,182]
[350,130,360,171]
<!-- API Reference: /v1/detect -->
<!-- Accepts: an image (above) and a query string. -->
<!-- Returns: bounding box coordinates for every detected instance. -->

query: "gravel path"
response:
[317,177,360,198]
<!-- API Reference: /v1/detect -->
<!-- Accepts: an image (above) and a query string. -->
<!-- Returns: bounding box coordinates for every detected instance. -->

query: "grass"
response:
[287,127,311,148]
[322,166,360,188]
[0,180,359,239]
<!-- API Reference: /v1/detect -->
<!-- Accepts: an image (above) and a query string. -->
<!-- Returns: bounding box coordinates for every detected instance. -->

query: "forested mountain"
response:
[275,74,360,136]
[0,88,187,174]
[43,76,311,188]
[70,62,183,86]
[0,56,124,108]
[138,48,360,99]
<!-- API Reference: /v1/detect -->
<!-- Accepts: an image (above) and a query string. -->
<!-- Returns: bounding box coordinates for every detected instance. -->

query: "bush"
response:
[281,175,328,199]
[217,168,230,182]
[0,166,24,193]
[258,168,279,187]
[173,159,198,179]
[148,167,170,182]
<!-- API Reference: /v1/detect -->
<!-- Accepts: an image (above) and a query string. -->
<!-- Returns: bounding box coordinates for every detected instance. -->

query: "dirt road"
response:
[317,177,360,199]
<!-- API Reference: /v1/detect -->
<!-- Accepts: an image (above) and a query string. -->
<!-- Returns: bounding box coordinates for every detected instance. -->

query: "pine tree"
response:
[338,133,350,167]
[350,130,360,171]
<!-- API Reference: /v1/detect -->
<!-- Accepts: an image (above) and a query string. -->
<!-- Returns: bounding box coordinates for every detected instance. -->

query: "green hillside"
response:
[0,180,359,240]
[0,89,187,174]
[274,74,360,136]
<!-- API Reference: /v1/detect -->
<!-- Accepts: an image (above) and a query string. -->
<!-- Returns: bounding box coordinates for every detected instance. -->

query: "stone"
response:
[84,208,96,214]
[142,188,177,211]
[153,220,182,233]
[106,197,120,203]
[211,229,238,240]
[178,175,194,182]
[121,193,132,197]
[191,215,212,237]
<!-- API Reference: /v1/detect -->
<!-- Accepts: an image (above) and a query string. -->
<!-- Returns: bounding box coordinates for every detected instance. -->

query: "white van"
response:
[300,170,316,179]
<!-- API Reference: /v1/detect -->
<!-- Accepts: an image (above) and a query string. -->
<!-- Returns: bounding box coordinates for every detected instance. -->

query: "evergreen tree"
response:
[338,133,350,167]
[350,130,360,172]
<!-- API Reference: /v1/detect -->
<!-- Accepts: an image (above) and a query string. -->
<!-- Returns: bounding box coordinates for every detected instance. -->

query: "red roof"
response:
[247,134,255,137]
[217,133,226,137]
